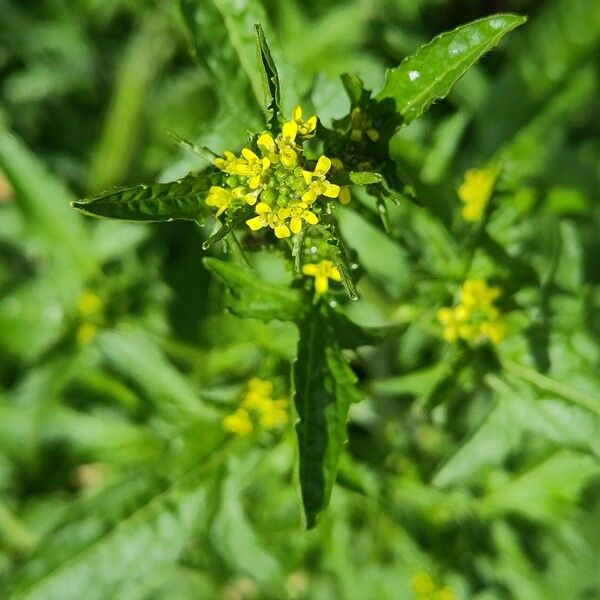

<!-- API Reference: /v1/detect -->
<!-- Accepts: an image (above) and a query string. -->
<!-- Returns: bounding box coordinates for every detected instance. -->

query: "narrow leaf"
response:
[293,304,361,528]
[203,257,302,322]
[72,174,213,222]
[254,24,281,130]
[376,14,526,125]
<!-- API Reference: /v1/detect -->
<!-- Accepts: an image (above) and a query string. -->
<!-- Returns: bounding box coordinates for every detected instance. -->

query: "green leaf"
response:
[293,304,362,529]
[328,305,401,349]
[10,467,218,600]
[203,257,302,322]
[376,13,526,125]
[477,450,600,524]
[210,454,282,586]
[96,329,216,422]
[72,174,213,222]
[0,130,90,272]
[254,24,281,130]
[331,171,383,186]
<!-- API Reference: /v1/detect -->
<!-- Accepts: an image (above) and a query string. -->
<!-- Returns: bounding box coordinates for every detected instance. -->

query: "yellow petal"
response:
[256,202,271,215]
[274,224,290,238]
[315,275,329,295]
[282,120,298,140]
[246,216,265,231]
[248,176,261,189]
[323,183,340,198]
[302,264,318,276]
[292,105,302,121]
[277,207,291,219]
[241,148,258,161]
[302,189,317,204]
[302,170,313,185]
[304,211,318,225]
[257,133,275,153]
[304,116,317,133]
[328,266,341,282]
[315,155,331,175]
[290,217,302,234]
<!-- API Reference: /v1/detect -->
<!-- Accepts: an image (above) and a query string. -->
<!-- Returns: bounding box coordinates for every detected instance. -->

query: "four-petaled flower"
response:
[291,105,317,136]
[302,260,342,294]
[288,202,319,234]
[302,156,340,204]
[246,202,291,238]
[205,186,232,217]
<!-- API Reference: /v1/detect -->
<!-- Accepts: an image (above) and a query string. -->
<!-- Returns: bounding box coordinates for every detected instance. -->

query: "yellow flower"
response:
[222,408,253,436]
[213,150,243,173]
[223,378,289,436]
[459,278,500,309]
[235,148,270,189]
[288,202,319,234]
[410,571,455,600]
[291,105,317,136]
[76,291,103,317]
[458,168,495,222]
[437,279,506,345]
[246,202,291,238]
[301,156,341,204]
[76,323,97,346]
[302,260,341,294]
[205,186,232,217]
[350,107,379,142]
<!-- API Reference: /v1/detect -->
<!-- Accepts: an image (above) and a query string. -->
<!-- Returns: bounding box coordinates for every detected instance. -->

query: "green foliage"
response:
[1,1,600,598]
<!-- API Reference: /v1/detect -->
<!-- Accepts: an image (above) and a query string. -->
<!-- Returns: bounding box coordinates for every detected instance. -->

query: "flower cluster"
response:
[437,279,506,344]
[458,167,495,222]
[410,572,455,600]
[207,106,344,238]
[222,377,289,436]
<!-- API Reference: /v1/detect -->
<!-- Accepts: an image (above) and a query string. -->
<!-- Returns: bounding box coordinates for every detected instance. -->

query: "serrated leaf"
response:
[72,174,213,222]
[293,304,362,529]
[203,257,302,322]
[328,305,400,349]
[254,24,281,130]
[376,13,526,125]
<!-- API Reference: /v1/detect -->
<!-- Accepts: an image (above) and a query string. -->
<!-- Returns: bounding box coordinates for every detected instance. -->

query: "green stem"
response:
[502,359,600,416]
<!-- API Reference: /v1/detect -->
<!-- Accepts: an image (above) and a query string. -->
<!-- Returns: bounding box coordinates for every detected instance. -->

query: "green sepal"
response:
[72,173,216,222]
[203,257,302,322]
[293,302,362,529]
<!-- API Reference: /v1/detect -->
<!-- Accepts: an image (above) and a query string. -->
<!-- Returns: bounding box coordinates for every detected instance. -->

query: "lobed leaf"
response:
[293,304,361,529]
[203,257,303,322]
[72,174,213,222]
[376,13,526,125]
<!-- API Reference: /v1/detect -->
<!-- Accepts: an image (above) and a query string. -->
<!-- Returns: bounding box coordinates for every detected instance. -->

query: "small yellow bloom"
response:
[205,186,232,217]
[246,202,291,238]
[76,291,103,317]
[291,105,317,136]
[288,202,319,234]
[76,323,97,346]
[222,408,253,436]
[302,260,341,295]
[411,572,436,596]
[350,107,379,142]
[212,150,240,173]
[301,156,340,204]
[458,168,495,222]
[437,279,505,345]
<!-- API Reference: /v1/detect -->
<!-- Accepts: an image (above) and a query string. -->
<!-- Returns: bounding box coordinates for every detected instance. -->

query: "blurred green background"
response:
[1,0,599,598]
